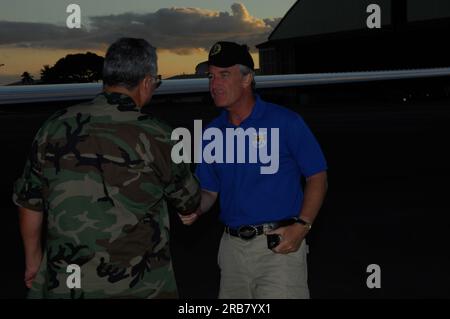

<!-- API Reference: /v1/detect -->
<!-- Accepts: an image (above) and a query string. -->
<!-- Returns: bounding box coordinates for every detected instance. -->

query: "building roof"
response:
[261,0,450,48]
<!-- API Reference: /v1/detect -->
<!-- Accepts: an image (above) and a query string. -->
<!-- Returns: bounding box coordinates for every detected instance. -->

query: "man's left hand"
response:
[266,223,309,254]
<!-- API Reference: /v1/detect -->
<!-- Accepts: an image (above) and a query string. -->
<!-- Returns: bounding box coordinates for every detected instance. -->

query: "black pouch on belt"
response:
[266,218,297,249]
[267,234,281,249]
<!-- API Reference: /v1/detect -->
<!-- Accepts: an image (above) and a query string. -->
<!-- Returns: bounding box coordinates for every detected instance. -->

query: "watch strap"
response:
[293,217,312,229]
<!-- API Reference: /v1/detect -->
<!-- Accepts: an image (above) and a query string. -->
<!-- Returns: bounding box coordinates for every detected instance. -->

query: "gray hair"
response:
[103,38,157,89]
[238,64,255,90]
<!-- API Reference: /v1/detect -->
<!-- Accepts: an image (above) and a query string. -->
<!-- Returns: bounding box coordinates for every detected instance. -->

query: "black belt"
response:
[225,218,297,240]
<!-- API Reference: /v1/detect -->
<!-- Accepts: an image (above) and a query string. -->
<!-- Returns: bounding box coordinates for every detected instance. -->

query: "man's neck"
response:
[227,93,256,126]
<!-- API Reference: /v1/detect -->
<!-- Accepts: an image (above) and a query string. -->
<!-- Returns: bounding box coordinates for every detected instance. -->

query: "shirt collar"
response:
[101,91,140,112]
[219,94,265,126]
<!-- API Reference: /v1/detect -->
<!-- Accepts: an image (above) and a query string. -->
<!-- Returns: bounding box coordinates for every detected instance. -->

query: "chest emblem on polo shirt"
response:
[252,132,267,148]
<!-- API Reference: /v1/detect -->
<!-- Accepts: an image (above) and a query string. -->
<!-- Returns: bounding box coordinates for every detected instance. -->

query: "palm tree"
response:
[21,71,34,85]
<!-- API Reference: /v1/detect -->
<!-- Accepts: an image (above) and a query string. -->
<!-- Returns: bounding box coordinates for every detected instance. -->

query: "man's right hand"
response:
[178,207,201,226]
[178,189,218,226]
[24,250,42,288]
[18,207,43,289]
[178,212,199,226]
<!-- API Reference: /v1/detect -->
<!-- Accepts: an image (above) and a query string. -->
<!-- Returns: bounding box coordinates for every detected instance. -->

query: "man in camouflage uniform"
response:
[13,38,200,298]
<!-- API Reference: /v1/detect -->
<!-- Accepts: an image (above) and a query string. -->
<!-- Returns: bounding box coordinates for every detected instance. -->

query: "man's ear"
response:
[142,75,152,91]
[242,73,253,89]
[140,76,152,93]
[135,76,151,106]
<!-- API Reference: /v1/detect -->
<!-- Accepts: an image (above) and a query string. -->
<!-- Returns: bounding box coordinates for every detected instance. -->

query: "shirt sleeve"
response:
[164,160,201,213]
[288,114,328,177]
[13,135,45,212]
[148,128,201,213]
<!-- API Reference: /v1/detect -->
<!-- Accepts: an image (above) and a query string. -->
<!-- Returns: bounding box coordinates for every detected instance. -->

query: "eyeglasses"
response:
[152,75,162,89]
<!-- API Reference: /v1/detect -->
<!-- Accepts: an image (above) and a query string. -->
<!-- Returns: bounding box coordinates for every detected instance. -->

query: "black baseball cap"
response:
[208,41,254,70]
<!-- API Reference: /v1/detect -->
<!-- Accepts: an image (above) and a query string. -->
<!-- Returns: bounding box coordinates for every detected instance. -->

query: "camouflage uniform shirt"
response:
[13,92,200,299]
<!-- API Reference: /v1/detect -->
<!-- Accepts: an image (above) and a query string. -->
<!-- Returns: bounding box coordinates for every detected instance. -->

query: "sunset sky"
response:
[0,0,297,85]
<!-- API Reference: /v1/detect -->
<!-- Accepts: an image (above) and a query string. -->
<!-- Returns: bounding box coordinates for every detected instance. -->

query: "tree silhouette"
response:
[40,65,56,84]
[21,72,34,85]
[40,52,104,84]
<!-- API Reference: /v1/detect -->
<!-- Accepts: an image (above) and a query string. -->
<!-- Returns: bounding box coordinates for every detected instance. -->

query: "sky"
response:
[0,0,297,85]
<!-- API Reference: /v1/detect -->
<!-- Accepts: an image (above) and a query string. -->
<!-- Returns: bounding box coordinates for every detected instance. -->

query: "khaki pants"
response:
[218,232,310,299]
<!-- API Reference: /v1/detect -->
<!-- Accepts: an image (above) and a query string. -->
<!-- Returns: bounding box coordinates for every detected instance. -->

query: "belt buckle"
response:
[237,225,257,240]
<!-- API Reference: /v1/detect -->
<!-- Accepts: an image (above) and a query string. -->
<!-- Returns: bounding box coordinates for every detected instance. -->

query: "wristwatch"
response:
[293,217,312,230]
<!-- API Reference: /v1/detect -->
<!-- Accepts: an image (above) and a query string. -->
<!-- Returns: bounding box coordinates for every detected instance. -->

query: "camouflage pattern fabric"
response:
[13,92,201,299]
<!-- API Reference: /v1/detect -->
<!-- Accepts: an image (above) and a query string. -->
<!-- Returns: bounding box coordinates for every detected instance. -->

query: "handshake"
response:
[178,189,217,226]
[178,206,202,226]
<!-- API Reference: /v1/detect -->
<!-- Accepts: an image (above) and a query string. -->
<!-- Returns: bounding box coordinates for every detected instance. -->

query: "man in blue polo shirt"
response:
[180,41,328,299]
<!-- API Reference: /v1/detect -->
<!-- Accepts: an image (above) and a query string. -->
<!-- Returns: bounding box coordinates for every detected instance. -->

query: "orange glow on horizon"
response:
[0,47,260,83]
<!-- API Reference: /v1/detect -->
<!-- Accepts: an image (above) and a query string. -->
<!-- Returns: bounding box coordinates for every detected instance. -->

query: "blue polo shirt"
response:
[195,95,327,228]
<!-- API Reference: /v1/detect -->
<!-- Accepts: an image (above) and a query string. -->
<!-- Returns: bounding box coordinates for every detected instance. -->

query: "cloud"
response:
[0,21,92,49]
[0,3,278,54]
[264,17,283,30]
